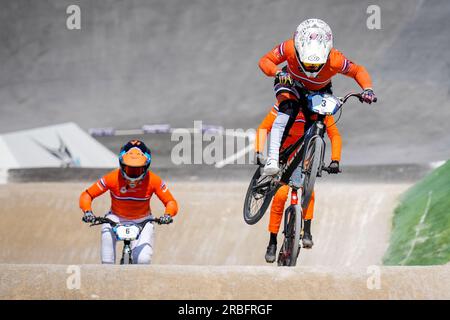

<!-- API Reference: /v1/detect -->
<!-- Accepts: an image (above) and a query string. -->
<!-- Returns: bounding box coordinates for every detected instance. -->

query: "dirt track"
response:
[0,181,409,266]
[1,264,449,300]
[4,182,450,299]
[4,180,448,300]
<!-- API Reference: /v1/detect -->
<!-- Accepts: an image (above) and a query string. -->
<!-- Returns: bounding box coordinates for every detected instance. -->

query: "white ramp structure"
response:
[0,122,116,169]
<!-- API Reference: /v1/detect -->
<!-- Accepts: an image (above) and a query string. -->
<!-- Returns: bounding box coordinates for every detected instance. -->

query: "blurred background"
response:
[1,0,449,168]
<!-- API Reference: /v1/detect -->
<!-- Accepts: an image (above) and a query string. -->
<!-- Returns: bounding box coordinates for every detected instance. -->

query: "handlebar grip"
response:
[322,165,342,174]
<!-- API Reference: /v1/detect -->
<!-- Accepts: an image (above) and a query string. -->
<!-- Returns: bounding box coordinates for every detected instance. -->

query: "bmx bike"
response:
[243,92,375,226]
[244,92,376,266]
[89,215,170,265]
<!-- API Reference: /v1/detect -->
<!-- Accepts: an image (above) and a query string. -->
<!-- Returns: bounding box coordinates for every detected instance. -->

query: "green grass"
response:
[383,160,450,265]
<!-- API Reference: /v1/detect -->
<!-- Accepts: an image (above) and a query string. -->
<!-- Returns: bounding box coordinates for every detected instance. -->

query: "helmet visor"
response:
[302,62,323,72]
[122,165,147,179]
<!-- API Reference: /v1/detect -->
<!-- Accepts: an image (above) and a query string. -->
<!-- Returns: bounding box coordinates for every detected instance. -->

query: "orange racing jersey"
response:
[79,169,178,220]
[259,39,372,91]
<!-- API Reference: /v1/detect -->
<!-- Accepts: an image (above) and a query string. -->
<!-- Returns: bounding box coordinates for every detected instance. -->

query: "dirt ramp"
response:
[1,264,449,300]
[0,181,410,266]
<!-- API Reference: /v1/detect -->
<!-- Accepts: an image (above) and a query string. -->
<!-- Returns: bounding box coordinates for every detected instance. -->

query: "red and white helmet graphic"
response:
[294,18,333,78]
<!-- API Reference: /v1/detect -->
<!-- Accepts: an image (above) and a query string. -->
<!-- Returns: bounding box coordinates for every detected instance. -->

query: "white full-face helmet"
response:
[294,19,333,78]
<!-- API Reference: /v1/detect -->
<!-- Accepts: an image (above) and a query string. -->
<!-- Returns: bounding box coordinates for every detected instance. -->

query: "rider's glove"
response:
[254,152,266,166]
[361,89,376,104]
[159,214,173,224]
[275,70,293,86]
[327,161,340,174]
[82,210,96,223]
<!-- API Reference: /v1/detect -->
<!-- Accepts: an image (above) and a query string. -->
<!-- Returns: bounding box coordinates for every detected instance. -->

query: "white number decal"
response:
[310,94,340,115]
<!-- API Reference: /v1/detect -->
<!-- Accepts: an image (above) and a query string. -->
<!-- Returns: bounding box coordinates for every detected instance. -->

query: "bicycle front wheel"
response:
[277,205,302,266]
[289,204,302,266]
[301,137,323,210]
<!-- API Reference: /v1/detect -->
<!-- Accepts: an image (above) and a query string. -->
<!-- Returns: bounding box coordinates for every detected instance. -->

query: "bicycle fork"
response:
[120,240,133,265]
[283,189,303,241]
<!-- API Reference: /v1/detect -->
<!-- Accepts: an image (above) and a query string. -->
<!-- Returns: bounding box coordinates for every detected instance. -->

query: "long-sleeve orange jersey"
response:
[79,169,178,220]
[259,39,372,91]
[255,105,342,161]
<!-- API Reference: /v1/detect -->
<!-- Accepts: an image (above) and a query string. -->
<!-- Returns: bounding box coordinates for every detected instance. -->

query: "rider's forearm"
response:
[155,185,179,216]
[258,44,286,78]
[259,40,289,77]
[259,56,280,77]
[164,199,178,217]
[345,63,373,90]
[79,190,93,212]
[79,178,108,212]
[255,130,267,154]
[255,111,276,153]
[330,136,342,162]
[324,116,342,161]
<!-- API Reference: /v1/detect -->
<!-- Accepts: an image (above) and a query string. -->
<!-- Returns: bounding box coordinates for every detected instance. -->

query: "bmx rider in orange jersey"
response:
[258,18,376,176]
[79,140,178,264]
[255,104,342,262]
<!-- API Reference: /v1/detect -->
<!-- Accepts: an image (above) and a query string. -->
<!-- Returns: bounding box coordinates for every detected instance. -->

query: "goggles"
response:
[122,165,147,179]
[302,62,323,71]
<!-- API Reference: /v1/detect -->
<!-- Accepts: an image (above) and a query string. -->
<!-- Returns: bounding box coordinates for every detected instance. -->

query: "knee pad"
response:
[278,99,300,117]
[135,248,152,264]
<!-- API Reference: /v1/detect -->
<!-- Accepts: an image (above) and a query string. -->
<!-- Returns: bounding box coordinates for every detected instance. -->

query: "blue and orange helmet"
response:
[118,140,152,182]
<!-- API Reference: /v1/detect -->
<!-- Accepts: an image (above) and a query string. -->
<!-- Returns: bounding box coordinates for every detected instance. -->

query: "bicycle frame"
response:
[121,240,134,264]
[243,92,369,226]
[251,116,327,198]
[279,91,368,184]
[280,116,327,185]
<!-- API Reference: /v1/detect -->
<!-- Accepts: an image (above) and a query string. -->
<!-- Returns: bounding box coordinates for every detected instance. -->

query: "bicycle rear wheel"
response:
[301,137,323,210]
[243,167,279,225]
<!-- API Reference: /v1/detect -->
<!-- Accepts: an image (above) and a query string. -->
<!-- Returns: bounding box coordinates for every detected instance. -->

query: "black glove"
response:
[327,161,340,174]
[159,214,173,224]
[82,210,96,223]
[275,70,293,86]
[361,89,377,104]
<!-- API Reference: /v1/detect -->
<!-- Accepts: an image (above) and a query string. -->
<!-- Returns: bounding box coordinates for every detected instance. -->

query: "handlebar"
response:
[89,216,170,227]
[339,92,378,104]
